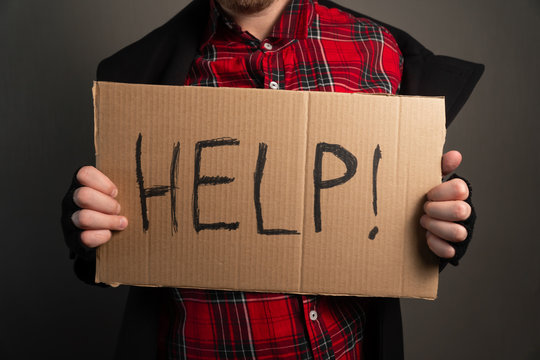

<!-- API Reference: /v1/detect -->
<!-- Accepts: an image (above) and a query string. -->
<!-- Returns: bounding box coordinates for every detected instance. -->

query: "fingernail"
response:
[111,188,118,198]
[119,217,128,229]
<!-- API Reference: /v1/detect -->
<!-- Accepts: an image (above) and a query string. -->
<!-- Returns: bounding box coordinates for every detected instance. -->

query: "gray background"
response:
[1,0,539,359]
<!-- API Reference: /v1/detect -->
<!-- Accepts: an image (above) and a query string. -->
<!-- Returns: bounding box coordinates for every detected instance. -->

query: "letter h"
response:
[136,133,180,233]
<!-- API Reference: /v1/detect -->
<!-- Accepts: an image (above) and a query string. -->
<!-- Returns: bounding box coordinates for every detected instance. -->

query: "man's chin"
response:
[216,0,276,15]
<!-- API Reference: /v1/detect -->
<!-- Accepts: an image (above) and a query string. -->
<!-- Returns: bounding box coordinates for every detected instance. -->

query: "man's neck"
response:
[217,0,291,40]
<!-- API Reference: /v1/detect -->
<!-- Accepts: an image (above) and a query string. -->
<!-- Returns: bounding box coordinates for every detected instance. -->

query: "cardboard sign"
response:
[93,81,446,299]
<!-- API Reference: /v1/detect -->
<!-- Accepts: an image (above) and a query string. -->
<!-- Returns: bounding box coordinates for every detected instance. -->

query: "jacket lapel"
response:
[319,0,484,127]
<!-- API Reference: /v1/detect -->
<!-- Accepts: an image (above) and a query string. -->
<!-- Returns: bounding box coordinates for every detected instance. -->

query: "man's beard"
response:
[216,0,277,14]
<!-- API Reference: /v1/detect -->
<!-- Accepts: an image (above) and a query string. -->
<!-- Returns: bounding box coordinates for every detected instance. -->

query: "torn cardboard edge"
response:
[94,81,445,300]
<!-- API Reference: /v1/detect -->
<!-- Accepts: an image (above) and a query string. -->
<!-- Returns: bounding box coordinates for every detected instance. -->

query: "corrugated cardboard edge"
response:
[101,282,436,300]
[92,82,444,299]
[92,81,105,286]
[92,81,100,162]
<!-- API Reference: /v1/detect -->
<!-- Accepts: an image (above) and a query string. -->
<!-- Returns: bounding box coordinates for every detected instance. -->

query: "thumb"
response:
[442,150,462,176]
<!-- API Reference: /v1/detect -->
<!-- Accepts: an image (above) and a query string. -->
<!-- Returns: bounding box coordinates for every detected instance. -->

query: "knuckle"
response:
[79,231,91,247]
[72,188,81,207]
[452,179,469,199]
[109,217,120,229]
[77,209,94,228]
[71,210,81,228]
[458,226,468,241]
[95,230,112,244]
[76,166,94,183]
[74,187,92,208]
[427,233,455,258]
[424,202,439,218]
[80,230,111,248]
[423,201,432,214]
[102,182,114,196]
[454,202,471,220]
[419,214,428,227]
[443,246,456,259]
[114,202,122,215]
[426,233,435,249]
[80,231,96,247]
[452,225,468,242]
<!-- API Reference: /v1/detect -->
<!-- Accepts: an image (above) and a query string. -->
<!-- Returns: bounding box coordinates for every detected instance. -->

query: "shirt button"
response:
[263,42,273,51]
[269,81,279,90]
[309,310,318,321]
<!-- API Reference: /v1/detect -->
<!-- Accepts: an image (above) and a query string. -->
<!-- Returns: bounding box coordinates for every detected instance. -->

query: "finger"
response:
[80,230,112,248]
[424,200,471,221]
[426,231,455,258]
[73,187,121,215]
[441,150,462,176]
[420,215,468,242]
[427,178,469,201]
[76,166,118,197]
[72,209,128,231]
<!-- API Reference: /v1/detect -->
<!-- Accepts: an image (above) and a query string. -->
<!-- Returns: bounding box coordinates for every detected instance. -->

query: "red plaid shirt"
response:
[159,0,402,359]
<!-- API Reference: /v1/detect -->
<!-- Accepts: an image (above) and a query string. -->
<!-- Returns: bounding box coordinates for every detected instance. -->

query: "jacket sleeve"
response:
[62,0,210,286]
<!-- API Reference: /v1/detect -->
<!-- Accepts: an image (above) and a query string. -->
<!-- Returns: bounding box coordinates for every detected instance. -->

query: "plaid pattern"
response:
[160,289,369,360]
[186,0,402,93]
[160,1,402,358]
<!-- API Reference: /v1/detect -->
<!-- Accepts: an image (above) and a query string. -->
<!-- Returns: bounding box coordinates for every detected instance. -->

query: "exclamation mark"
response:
[368,144,381,240]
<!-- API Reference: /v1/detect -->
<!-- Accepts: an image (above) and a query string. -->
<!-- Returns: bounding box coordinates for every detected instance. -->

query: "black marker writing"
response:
[254,143,300,235]
[193,138,240,232]
[313,143,358,233]
[136,133,180,233]
[368,144,381,240]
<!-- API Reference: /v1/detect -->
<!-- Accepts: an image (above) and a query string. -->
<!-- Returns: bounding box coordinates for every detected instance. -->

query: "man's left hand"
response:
[420,150,471,258]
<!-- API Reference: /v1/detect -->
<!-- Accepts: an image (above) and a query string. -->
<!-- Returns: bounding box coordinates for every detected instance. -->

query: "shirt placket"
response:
[302,295,336,360]
[254,39,284,90]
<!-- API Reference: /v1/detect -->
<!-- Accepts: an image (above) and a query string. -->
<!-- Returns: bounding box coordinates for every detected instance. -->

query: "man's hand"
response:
[420,151,471,258]
[71,166,128,248]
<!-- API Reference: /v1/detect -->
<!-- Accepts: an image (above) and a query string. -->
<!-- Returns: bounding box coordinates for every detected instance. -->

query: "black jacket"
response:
[62,1,484,359]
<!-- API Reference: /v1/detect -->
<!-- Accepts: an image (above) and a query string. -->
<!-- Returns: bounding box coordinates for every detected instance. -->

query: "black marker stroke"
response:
[369,144,382,240]
[313,142,358,233]
[193,137,240,232]
[254,143,300,235]
[136,133,180,233]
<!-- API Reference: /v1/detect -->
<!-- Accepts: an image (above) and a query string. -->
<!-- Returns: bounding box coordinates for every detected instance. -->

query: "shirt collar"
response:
[199,0,316,50]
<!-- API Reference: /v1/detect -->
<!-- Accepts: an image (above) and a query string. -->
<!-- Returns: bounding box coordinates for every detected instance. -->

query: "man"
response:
[62,0,483,358]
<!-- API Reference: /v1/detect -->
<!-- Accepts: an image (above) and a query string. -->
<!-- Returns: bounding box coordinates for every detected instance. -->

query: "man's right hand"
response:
[71,166,128,248]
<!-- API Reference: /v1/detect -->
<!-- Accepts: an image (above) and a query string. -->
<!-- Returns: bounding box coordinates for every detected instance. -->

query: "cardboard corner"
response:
[93,82,445,299]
